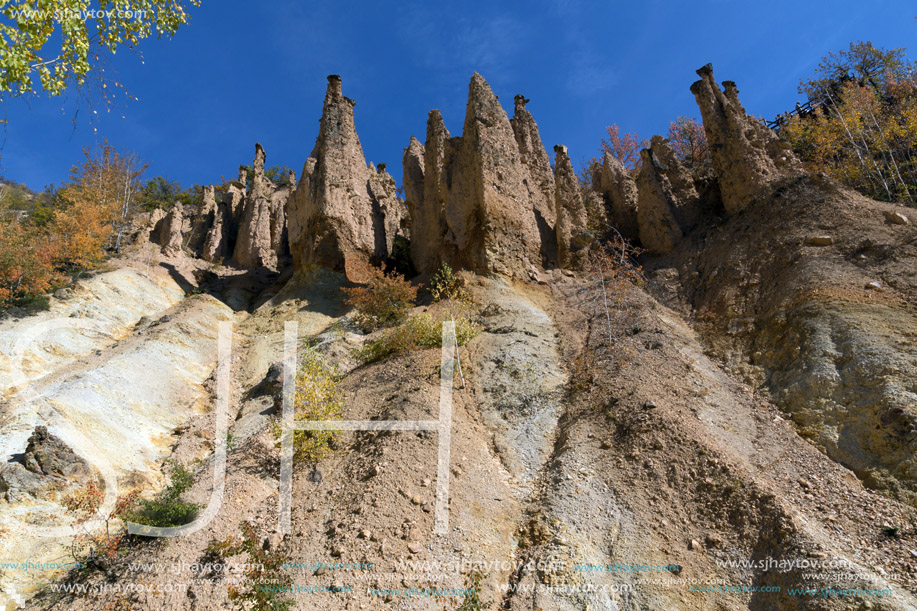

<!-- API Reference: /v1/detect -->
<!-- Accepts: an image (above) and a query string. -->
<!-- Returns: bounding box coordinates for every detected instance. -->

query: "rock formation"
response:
[234,144,290,270]
[599,152,640,242]
[367,163,406,261]
[635,136,703,255]
[554,145,589,267]
[690,63,800,214]
[159,202,184,257]
[136,206,166,246]
[401,136,425,244]
[511,95,558,263]
[186,185,217,254]
[288,75,405,280]
[439,74,544,277]
[0,426,92,502]
[411,110,454,275]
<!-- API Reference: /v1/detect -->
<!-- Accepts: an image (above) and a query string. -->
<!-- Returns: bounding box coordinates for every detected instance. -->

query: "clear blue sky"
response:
[1,0,914,191]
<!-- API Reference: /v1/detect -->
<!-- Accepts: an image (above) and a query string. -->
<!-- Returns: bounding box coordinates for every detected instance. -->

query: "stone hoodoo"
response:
[159,201,185,257]
[135,143,293,270]
[635,136,701,255]
[690,63,800,214]
[401,136,425,246]
[287,75,405,280]
[407,74,549,278]
[234,143,291,269]
[367,162,406,260]
[410,110,454,275]
[186,185,217,254]
[599,152,640,242]
[554,145,589,267]
[511,94,558,263]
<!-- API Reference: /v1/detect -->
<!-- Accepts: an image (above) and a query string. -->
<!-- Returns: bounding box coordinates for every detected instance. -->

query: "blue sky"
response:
[1,0,914,191]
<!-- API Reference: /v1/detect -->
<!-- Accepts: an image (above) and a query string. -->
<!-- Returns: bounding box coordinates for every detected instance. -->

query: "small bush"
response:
[272,347,343,464]
[355,311,479,364]
[123,461,201,529]
[344,263,418,332]
[210,522,293,611]
[428,262,469,303]
[62,479,138,567]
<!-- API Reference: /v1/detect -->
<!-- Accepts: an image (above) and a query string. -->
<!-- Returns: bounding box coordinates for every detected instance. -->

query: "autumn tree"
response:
[0,1,200,100]
[666,116,709,170]
[54,141,146,268]
[784,42,917,205]
[800,41,916,103]
[600,124,645,174]
[0,217,64,305]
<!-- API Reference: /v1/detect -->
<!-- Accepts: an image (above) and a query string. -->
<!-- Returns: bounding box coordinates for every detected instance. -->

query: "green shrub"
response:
[209,522,293,611]
[355,312,479,364]
[272,347,343,464]
[344,262,417,332]
[124,461,201,529]
[428,262,468,303]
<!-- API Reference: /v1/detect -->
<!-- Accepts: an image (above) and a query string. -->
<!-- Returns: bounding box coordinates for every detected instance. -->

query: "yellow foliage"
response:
[783,80,917,204]
[274,348,343,464]
[53,141,145,269]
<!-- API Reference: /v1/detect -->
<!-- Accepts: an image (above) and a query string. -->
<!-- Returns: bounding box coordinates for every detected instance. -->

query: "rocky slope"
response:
[2,64,916,611]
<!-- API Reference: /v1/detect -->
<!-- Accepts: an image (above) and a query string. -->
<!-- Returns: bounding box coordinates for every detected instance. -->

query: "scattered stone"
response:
[884,210,911,225]
[408,542,422,554]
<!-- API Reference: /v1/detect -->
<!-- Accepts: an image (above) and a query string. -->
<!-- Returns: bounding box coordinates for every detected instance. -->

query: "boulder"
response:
[0,426,93,502]
[690,64,800,214]
[554,145,589,267]
[599,152,640,242]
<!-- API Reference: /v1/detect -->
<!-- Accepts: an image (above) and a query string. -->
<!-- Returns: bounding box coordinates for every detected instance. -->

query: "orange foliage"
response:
[343,261,418,332]
[0,218,64,305]
[54,141,145,268]
[600,124,645,173]
[666,116,709,170]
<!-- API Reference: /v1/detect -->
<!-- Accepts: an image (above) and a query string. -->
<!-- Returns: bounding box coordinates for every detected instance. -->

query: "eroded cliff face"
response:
[554,144,589,267]
[598,152,640,242]
[645,65,917,505]
[636,136,703,255]
[8,66,917,611]
[138,145,292,272]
